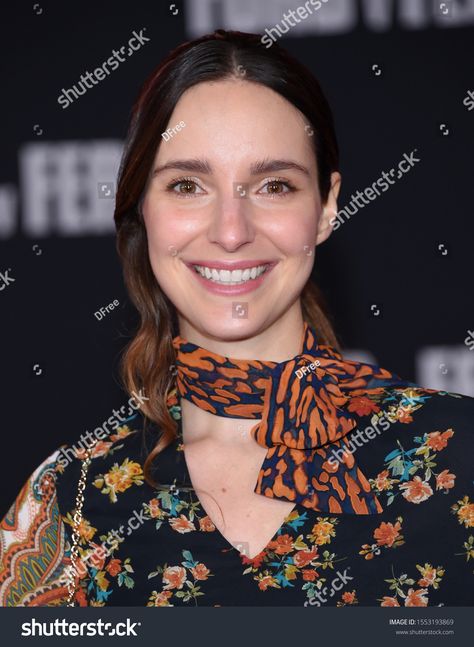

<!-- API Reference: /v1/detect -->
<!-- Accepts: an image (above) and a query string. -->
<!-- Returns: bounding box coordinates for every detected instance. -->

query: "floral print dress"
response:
[0,382,473,607]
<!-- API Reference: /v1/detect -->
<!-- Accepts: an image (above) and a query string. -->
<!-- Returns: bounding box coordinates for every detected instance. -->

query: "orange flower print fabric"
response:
[147,550,214,606]
[1,381,473,606]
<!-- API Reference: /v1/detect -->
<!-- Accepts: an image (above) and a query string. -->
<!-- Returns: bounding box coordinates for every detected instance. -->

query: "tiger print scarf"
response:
[170,321,412,515]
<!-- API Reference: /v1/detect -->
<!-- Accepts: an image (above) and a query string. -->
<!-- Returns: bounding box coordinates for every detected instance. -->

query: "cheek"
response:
[265,212,318,255]
[143,202,191,257]
[143,234,182,305]
[142,206,196,296]
[142,208,175,282]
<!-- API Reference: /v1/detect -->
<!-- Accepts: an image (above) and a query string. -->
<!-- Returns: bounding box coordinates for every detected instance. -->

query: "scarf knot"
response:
[170,322,412,515]
[252,352,357,452]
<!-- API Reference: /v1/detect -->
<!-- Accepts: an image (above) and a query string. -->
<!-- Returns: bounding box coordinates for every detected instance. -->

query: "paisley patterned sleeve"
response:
[0,447,72,606]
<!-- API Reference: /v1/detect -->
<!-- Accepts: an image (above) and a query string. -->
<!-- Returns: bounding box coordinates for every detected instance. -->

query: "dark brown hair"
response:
[114,29,341,490]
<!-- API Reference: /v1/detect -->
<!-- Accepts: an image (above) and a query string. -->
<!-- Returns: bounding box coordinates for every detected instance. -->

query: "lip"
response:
[184,260,278,295]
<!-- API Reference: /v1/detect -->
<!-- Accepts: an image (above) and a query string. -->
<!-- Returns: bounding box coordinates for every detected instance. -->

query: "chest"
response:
[181,434,296,559]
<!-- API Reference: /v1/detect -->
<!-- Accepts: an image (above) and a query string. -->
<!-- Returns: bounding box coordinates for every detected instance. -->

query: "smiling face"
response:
[141,78,340,350]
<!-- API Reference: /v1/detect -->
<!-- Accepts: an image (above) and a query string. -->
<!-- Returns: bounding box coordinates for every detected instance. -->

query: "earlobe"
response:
[315,205,337,245]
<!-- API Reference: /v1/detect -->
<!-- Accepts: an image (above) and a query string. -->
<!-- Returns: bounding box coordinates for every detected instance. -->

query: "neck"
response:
[180,398,262,448]
[177,302,306,362]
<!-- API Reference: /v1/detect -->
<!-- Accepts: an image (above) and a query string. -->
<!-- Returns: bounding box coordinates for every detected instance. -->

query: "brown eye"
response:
[166,177,205,196]
[259,179,295,196]
[267,181,284,194]
[177,180,196,193]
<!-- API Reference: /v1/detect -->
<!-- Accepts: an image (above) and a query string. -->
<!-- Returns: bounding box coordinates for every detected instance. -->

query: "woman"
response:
[1,29,473,608]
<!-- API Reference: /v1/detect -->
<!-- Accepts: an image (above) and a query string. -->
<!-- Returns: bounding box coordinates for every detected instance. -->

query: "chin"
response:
[186,315,268,342]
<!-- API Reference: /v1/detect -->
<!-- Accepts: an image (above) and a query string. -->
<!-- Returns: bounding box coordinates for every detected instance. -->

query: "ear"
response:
[316,171,341,245]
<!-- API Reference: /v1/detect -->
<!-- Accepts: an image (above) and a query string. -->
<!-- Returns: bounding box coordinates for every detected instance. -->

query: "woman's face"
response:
[141,78,340,343]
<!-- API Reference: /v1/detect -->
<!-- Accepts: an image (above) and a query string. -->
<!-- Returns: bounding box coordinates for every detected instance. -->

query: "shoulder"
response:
[338,353,474,445]
[348,363,474,441]
[345,377,474,491]
[56,412,147,472]
[343,354,474,425]
[365,379,474,427]
[55,410,148,479]
[54,410,162,513]
[0,410,162,606]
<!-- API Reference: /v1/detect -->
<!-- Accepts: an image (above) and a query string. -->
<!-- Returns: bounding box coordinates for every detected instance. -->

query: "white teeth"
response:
[193,264,269,284]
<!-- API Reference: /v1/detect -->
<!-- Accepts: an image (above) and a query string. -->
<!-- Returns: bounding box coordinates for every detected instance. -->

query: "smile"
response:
[192,264,269,285]
[184,260,277,295]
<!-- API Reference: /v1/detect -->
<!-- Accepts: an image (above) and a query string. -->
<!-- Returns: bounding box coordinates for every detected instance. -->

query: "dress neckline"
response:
[162,400,301,560]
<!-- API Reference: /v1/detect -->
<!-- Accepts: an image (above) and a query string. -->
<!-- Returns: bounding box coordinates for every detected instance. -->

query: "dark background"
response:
[1,0,473,518]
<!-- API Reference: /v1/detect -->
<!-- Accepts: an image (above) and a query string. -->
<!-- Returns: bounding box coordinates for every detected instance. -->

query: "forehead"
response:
[156,79,316,170]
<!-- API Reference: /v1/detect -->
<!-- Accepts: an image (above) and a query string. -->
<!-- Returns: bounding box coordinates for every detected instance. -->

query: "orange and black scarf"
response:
[169,321,413,515]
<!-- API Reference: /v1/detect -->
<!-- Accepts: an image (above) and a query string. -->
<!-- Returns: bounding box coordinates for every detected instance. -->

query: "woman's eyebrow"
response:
[250,159,311,177]
[153,158,211,176]
[152,158,311,177]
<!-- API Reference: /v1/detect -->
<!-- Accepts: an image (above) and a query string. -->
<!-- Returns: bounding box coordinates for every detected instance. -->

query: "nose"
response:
[207,185,255,251]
